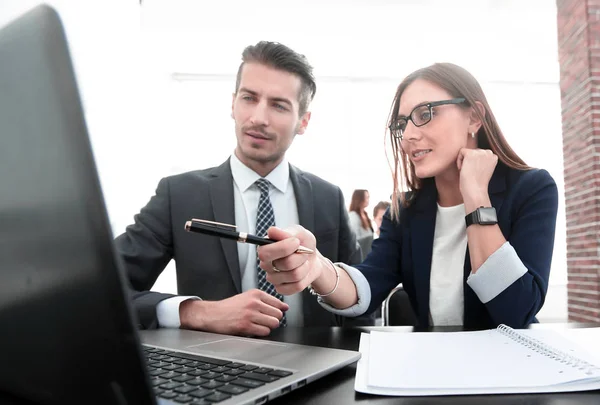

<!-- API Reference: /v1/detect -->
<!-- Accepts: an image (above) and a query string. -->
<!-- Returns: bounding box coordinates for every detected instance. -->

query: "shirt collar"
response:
[230,152,289,193]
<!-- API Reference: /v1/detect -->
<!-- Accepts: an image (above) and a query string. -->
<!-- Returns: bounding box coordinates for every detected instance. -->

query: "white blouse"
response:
[429,204,468,326]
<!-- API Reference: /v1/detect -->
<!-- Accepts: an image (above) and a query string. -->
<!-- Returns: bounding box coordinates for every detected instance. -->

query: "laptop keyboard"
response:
[143,346,294,404]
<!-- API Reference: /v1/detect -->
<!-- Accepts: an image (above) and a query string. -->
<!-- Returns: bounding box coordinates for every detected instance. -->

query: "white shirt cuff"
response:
[156,296,200,328]
[467,242,528,304]
[317,262,371,317]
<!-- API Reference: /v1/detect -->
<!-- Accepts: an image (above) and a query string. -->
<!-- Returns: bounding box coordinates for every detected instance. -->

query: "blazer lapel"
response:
[289,165,314,232]
[410,179,438,327]
[487,164,507,216]
[209,159,242,292]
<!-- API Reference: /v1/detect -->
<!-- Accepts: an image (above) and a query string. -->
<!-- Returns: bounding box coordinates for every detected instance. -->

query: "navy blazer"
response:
[357,164,559,329]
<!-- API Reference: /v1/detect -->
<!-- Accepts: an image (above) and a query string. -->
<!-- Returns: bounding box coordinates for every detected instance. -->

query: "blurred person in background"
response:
[372,200,391,237]
[348,189,375,257]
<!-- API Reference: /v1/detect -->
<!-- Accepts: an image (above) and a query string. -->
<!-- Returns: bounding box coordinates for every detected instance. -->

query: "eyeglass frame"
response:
[389,97,467,141]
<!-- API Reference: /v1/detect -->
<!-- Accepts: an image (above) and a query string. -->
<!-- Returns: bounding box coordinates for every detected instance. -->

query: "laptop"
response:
[0,5,360,405]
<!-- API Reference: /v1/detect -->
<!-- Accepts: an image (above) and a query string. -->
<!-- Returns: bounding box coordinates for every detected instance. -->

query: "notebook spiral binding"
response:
[497,324,600,376]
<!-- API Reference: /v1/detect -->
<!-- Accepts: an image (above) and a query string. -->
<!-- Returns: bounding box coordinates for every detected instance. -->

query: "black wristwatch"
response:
[465,206,497,227]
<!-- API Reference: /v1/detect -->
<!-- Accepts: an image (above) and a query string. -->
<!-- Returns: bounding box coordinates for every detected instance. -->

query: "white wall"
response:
[1,0,567,321]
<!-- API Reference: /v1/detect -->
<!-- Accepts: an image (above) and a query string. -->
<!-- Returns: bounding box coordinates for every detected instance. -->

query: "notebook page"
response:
[560,327,600,360]
[367,329,591,389]
[519,328,600,364]
[518,329,600,372]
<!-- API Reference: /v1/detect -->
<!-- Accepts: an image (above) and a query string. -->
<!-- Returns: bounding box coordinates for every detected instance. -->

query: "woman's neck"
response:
[435,169,463,207]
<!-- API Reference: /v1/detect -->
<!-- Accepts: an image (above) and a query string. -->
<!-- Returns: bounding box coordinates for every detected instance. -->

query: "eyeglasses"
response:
[389,98,466,141]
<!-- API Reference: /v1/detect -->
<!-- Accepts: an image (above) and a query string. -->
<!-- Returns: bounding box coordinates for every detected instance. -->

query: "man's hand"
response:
[179,289,289,337]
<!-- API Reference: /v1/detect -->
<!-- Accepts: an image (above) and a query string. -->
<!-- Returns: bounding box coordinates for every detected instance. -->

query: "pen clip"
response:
[191,218,237,230]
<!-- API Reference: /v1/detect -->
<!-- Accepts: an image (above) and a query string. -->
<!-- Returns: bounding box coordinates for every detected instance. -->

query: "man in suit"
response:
[116,41,368,337]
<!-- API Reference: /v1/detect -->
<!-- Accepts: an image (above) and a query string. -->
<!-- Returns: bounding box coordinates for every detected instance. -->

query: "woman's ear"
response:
[468,101,485,134]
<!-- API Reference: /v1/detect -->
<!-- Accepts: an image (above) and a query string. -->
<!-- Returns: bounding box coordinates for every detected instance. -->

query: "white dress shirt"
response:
[156,153,303,328]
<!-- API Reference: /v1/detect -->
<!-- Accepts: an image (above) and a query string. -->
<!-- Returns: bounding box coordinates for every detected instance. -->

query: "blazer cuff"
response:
[317,263,371,317]
[156,296,200,328]
[467,242,528,304]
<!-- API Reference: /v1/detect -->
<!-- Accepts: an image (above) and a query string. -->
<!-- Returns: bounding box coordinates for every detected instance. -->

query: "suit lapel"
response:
[410,179,437,327]
[289,165,315,232]
[209,159,242,292]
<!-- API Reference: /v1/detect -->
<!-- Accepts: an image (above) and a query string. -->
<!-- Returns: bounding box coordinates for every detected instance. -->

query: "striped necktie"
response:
[254,178,286,326]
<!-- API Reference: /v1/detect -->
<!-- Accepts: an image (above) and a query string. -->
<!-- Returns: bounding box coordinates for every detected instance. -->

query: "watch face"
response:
[478,207,497,225]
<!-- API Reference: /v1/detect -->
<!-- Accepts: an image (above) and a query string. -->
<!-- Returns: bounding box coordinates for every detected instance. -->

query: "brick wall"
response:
[557,0,600,322]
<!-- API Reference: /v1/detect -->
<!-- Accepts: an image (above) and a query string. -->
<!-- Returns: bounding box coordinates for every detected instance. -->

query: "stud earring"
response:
[471,132,475,138]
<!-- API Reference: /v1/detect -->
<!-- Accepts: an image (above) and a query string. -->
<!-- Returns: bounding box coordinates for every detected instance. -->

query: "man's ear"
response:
[296,111,311,135]
[469,101,485,134]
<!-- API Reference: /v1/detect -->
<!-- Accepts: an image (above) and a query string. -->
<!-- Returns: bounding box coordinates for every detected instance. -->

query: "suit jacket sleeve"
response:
[479,169,559,328]
[114,177,177,329]
[356,208,405,316]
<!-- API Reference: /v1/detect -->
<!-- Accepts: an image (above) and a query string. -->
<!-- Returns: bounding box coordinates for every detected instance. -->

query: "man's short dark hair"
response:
[235,41,316,116]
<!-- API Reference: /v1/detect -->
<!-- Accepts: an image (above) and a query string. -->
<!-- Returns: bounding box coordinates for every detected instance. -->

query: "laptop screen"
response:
[0,5,154,405]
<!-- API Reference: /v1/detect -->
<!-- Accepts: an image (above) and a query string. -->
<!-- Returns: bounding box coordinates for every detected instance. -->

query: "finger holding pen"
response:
[257,225,326,296]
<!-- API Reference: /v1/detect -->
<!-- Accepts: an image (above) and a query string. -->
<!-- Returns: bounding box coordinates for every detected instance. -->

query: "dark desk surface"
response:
[264,324,600,405]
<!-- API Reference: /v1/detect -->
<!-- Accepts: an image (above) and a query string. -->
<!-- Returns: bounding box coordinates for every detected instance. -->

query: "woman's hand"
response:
[256,225,330,296]
[457,148,498,209]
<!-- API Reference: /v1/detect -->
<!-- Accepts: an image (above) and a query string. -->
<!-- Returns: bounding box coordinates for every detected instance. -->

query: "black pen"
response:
[184,218,314,254]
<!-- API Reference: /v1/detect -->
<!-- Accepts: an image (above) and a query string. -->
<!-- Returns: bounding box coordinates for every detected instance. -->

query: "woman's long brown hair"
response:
[388,63,531,221]
[349,189,373,231]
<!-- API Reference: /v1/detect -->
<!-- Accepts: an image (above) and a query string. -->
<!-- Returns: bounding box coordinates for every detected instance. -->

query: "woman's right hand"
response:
[256,225,332,296]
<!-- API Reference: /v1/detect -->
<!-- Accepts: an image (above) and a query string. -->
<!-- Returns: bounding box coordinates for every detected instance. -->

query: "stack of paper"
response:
[355,327,600,396]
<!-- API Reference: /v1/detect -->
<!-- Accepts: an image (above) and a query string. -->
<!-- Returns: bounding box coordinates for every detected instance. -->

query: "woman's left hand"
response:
[457,148,498,204]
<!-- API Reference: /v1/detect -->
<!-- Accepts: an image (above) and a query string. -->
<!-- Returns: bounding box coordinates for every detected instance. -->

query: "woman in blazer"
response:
[257,63,559,329]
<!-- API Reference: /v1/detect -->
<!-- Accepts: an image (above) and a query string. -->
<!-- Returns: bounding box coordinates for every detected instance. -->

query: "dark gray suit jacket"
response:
[116,159,370,329]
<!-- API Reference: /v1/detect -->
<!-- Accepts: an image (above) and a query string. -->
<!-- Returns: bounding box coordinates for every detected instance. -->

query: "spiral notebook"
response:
[355,325,600,396]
